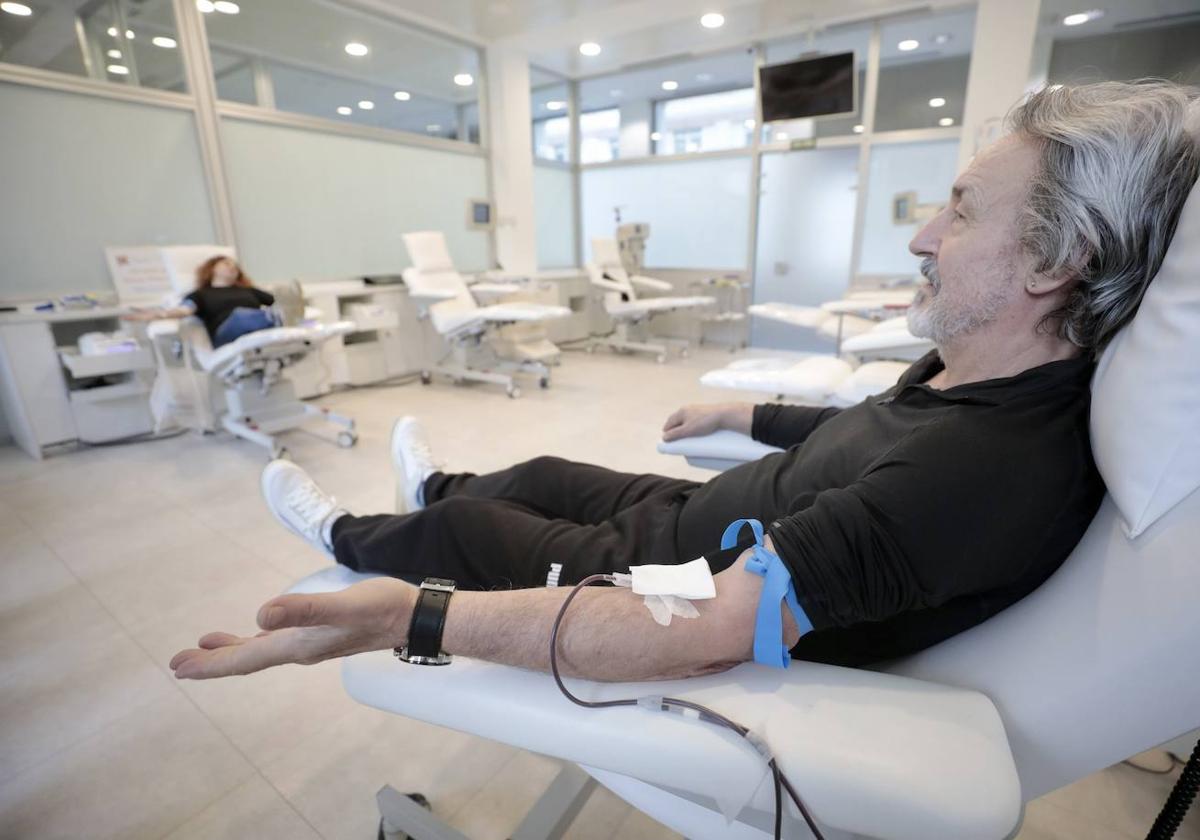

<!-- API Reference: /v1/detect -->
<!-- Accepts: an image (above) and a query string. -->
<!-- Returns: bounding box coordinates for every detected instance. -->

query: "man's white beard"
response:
[907,257,1011,343]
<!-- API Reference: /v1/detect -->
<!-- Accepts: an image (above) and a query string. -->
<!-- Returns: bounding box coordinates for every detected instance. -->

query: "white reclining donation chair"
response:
[286,185,1200,839]
[709,281,934,407]
[587,237,715,363]
[401,231,570,398]
[146,246,358,459]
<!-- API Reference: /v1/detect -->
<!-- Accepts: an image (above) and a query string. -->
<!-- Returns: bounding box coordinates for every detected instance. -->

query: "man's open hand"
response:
[169,577,416,680]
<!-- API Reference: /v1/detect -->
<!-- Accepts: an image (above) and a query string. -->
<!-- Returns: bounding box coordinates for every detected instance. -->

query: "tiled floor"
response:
[0,346,1196,840]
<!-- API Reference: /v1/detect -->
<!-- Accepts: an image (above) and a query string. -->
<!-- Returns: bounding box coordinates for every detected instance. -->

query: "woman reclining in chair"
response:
[170,81,1199,685]
[123,255,278,348]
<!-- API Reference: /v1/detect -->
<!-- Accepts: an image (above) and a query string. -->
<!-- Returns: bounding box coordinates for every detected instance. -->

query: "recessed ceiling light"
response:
[928,97,946,108]
[852,124,864,134]
[358,100,374,110]
[344,42,369,57]
[696,72,713,82]
[579,41,601,56]
[650,131,662,141]
[125,29,134,38]
[426,124,442,132]
[337,106,352,115]
[700,12,725,28]
[661,80,678,91]
[106,49,121,58]
[898,39,919,51]
[934,33,950,45]
[394,90,410,101]
[0,2,33,15]
[107,26,118,36]
[1063,9,1103,25]
[545,100,566,111]
[213,0,239,13]
[196,0,215,11]
[152,36,177,48]
[939,117,954,126]
[774,131,789,142]
[107,64,129,75]
[454,73,474,86]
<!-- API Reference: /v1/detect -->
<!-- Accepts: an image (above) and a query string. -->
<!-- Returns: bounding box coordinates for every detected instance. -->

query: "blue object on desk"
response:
[34,301,55,311]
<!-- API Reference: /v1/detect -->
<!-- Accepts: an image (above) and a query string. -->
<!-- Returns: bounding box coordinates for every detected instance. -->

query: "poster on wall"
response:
[104,247,175,305]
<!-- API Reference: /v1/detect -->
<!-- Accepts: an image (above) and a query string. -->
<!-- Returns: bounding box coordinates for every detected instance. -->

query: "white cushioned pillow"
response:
[1090,172,1200,537]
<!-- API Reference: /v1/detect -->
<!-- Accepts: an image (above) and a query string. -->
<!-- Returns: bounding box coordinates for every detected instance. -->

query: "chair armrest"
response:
[657,430,782,465]
[340,653,1019,840]
[586,263,628,294]
[631,273,674,292]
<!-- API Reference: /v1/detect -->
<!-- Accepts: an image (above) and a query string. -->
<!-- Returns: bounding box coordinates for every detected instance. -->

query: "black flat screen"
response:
[759,52,856,121]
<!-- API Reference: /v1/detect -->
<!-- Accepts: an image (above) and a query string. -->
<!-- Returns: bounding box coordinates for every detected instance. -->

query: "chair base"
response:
[589,320,690,364]
[221,378,356,458]
[375,764,596,840]
[426,338,552,398]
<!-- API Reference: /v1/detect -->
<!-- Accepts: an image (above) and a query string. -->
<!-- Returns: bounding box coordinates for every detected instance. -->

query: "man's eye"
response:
[953,209,966,220]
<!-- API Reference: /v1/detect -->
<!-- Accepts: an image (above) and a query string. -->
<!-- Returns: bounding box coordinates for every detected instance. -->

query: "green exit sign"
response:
[789,138,817,151]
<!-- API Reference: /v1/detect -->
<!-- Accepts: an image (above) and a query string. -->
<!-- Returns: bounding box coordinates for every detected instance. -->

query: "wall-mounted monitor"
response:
[758,52,856,122]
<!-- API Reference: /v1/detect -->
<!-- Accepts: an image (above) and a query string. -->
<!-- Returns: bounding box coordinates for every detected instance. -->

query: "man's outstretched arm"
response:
[170,549,800,682]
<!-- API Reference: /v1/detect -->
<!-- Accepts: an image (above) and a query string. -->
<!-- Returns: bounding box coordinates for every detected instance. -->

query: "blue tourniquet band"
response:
[722,518,813,668]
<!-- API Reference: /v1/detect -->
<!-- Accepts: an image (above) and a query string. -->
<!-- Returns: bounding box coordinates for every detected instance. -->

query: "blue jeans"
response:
[212,307,277,348]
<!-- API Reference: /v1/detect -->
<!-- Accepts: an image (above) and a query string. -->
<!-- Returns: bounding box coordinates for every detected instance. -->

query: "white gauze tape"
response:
[625,558,715,626]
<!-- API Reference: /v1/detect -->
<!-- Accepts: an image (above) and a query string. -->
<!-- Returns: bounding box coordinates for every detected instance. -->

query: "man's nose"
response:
[909,210,946,257]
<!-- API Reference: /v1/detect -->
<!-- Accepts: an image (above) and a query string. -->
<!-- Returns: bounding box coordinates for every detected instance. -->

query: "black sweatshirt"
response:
[183,285,275,341]
[676,351,1104,666]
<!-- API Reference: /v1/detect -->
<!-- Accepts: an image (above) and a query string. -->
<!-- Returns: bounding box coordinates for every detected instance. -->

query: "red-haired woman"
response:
[124,255,277,347]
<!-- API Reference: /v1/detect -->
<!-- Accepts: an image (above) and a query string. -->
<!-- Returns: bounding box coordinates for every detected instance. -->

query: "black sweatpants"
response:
[330,456,702,590]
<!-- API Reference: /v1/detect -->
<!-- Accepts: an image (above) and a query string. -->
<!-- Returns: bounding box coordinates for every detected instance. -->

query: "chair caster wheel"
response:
[376,793,431,840]
[337,431,357,448]
[507,385,522,399]
[538,376,549,389]
[419,371,432,385]
[656,354,667,364]
[272,446,290,461]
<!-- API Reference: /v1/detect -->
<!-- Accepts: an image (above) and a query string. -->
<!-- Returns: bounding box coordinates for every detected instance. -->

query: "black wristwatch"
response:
[395,578,456,665]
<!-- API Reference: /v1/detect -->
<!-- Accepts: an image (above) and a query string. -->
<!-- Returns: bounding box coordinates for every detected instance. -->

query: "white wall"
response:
[533,164,576,268]
[858,140,959,276]
[752,146,860,351]
[220,117,491,279]
[0,83,216,299]
[581,156,751,270]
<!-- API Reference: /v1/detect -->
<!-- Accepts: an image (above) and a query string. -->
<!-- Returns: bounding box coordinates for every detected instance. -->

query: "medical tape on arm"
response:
[721,518,813,669]
[614,559,715,626]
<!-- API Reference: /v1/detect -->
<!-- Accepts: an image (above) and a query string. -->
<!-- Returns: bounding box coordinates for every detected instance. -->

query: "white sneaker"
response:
[261,460,344,557]
[391,416,444,513]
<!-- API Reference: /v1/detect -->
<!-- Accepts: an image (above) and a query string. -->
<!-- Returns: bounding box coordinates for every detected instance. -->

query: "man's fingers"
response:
[198,631,243,649]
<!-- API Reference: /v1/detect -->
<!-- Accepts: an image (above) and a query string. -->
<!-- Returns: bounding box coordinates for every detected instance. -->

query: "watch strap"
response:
[397,578,455,665]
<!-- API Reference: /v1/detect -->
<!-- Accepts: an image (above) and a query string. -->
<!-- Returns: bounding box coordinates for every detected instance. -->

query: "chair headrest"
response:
[403,231,456,274]
[590,238,624,271]
[1090,138,1200,536]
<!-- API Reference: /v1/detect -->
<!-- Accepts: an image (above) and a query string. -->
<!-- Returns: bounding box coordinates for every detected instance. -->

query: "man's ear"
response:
[1025,267,1078,296]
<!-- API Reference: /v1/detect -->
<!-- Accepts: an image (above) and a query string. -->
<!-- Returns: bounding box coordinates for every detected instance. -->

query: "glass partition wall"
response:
[0,0,186,90]
[200,0,482,143]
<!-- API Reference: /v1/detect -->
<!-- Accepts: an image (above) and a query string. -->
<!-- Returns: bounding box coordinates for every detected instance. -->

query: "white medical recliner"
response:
[586,237,715,363]
[147,245,358,458]
[401,231,570,398]
[286,184,1200,839]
